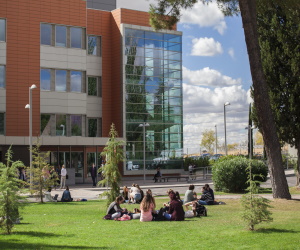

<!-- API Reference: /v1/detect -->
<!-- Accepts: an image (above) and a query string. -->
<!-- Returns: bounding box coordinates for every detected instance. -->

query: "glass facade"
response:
[124,28,183,170]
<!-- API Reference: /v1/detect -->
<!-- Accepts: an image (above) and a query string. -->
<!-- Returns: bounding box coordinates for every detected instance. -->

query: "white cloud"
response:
[180,1,227,35]
[228,48,235,58]
[117,0,227,35]
[183,66,241,87]
[183,85,251,154]
[191,37,223,56]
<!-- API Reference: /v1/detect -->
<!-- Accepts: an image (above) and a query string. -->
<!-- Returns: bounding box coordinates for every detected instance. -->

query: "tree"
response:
[0,146,26,234]
[256,3,300,186]
[149,0,297,199]
[99,123,124,207]
[200,129,215,154]
[241,163,273,230]
[255,131,263,146]
[29,143,58,203]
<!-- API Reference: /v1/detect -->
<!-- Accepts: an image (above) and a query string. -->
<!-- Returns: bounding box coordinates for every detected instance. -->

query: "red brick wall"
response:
[87,9,113,137]
[0,0,86,137]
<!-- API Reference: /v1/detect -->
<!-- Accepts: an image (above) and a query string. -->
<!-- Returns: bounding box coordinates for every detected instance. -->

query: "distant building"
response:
[0,0,183,184]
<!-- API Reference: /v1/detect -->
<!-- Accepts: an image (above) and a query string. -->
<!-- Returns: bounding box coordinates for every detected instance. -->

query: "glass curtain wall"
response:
[124,28,183,170]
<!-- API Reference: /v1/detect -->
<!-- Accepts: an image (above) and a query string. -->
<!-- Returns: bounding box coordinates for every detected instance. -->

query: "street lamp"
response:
[25,84,37,189]
[60,124,65,136]
[215,125,218,154]
[224,102,230,155]
[139,122,150,182]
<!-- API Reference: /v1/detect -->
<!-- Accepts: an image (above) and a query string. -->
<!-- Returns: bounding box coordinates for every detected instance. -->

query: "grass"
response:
[0,198,299,249]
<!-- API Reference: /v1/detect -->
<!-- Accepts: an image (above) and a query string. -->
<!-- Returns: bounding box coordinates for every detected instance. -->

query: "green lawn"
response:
[0,198,299,249]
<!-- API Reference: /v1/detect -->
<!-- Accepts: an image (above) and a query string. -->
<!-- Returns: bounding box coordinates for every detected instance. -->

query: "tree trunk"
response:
[239,0,291,199]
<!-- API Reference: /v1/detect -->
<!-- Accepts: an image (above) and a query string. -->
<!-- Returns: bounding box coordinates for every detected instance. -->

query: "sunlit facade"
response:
[0,0,184,182]
[123,26,183,170]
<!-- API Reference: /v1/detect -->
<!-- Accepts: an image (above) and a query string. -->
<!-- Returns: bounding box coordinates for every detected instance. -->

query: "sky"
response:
[117,0,253,155]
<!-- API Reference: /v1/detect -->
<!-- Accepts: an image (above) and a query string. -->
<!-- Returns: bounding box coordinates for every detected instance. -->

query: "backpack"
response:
[195,204,207,217]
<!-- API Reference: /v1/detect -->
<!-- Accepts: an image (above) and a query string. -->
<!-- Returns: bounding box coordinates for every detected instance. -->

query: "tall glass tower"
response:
[123,26,183,171]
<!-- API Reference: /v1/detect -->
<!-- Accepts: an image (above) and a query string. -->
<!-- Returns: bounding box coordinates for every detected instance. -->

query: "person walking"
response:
[60,165,67,189]
[90,163,97,187]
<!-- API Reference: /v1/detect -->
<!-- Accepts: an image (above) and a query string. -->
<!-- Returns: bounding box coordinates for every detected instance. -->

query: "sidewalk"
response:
[27,169,299,202]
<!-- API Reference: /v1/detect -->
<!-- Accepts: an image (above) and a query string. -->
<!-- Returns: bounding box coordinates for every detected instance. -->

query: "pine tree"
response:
[241,162,273,230]
[0,146,26,234]
[28,142,58,203]
[99,124,124,207]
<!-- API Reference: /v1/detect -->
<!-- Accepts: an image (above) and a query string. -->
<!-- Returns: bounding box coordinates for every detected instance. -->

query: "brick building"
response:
[0,0,183,184]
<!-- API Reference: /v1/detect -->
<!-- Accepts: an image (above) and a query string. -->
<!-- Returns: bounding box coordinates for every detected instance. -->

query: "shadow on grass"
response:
[13,231,69,237]
[256,228,299,234]
[258,187,273,194]
[0,240,111,249]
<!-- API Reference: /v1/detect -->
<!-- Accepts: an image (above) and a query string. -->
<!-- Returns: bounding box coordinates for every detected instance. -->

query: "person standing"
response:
[90,163,97,187]
[60,165,67,189]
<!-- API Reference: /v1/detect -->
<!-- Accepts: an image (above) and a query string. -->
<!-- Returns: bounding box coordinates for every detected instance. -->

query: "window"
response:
[40,69,51,90]
[71,27,82,48]
[55,26,67,47]
[70,71,82,92]
[88,77,97,96]
[88,118,97,137]
[41,114,51,135]
[41,23,52,45]
[56,114,66,136]
[0,65,5,88]
[71,115,82,136]
[0,19,6,42]
[0,113,4,135]
[55,70,67,92]
[88,36,98,55]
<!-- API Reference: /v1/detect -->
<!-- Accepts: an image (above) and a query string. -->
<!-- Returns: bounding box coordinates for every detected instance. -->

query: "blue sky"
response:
[117,0,253,154]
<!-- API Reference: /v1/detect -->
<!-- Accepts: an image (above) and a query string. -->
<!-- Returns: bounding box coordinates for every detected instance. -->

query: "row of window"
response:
[41,114,101,137]
[41,69,101,96]
[125,29,181,43]
[0,113,101,137]
[0,19,5,42]
[0,65,5,88]
[41,23,101,56]
[0,113,4,135]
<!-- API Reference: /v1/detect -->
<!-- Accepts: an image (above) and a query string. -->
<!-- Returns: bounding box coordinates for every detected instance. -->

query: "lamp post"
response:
[215,125,218,154]
[25,84,37,189]
[224,102,230,155]
[139,122,150,182]
[60,124,65,136]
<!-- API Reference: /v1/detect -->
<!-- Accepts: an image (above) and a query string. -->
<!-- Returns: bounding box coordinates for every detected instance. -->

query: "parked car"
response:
[210,154,223,161]
[126,161,140,170]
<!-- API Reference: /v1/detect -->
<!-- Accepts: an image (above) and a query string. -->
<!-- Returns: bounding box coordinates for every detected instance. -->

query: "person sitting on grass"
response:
[163,191,185,221]
[184,186,214,210]
[204,184,215,203]
[122,186,129,202]
[61,186,73,202]
[129,183,141,203]
[107,196,127,220]
[140,193,156,222]
[183,184,195,204]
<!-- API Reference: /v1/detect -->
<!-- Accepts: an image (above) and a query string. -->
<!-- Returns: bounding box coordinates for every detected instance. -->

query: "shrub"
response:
[184,157,210,171]
[212,156,268,192]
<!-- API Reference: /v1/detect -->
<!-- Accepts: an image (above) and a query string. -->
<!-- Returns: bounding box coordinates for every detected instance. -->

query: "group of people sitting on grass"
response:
[105,183,218,221]
[121,183,145,204]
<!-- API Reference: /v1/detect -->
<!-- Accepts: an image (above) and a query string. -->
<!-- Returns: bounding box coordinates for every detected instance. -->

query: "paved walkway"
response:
[27,169,300,202]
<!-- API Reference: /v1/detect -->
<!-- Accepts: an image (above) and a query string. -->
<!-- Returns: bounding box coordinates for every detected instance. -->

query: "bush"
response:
[212,156,268,192]
[184,157,210,171]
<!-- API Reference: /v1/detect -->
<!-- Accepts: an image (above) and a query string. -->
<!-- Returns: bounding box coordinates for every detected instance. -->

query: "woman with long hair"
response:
[140,193,156,222]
